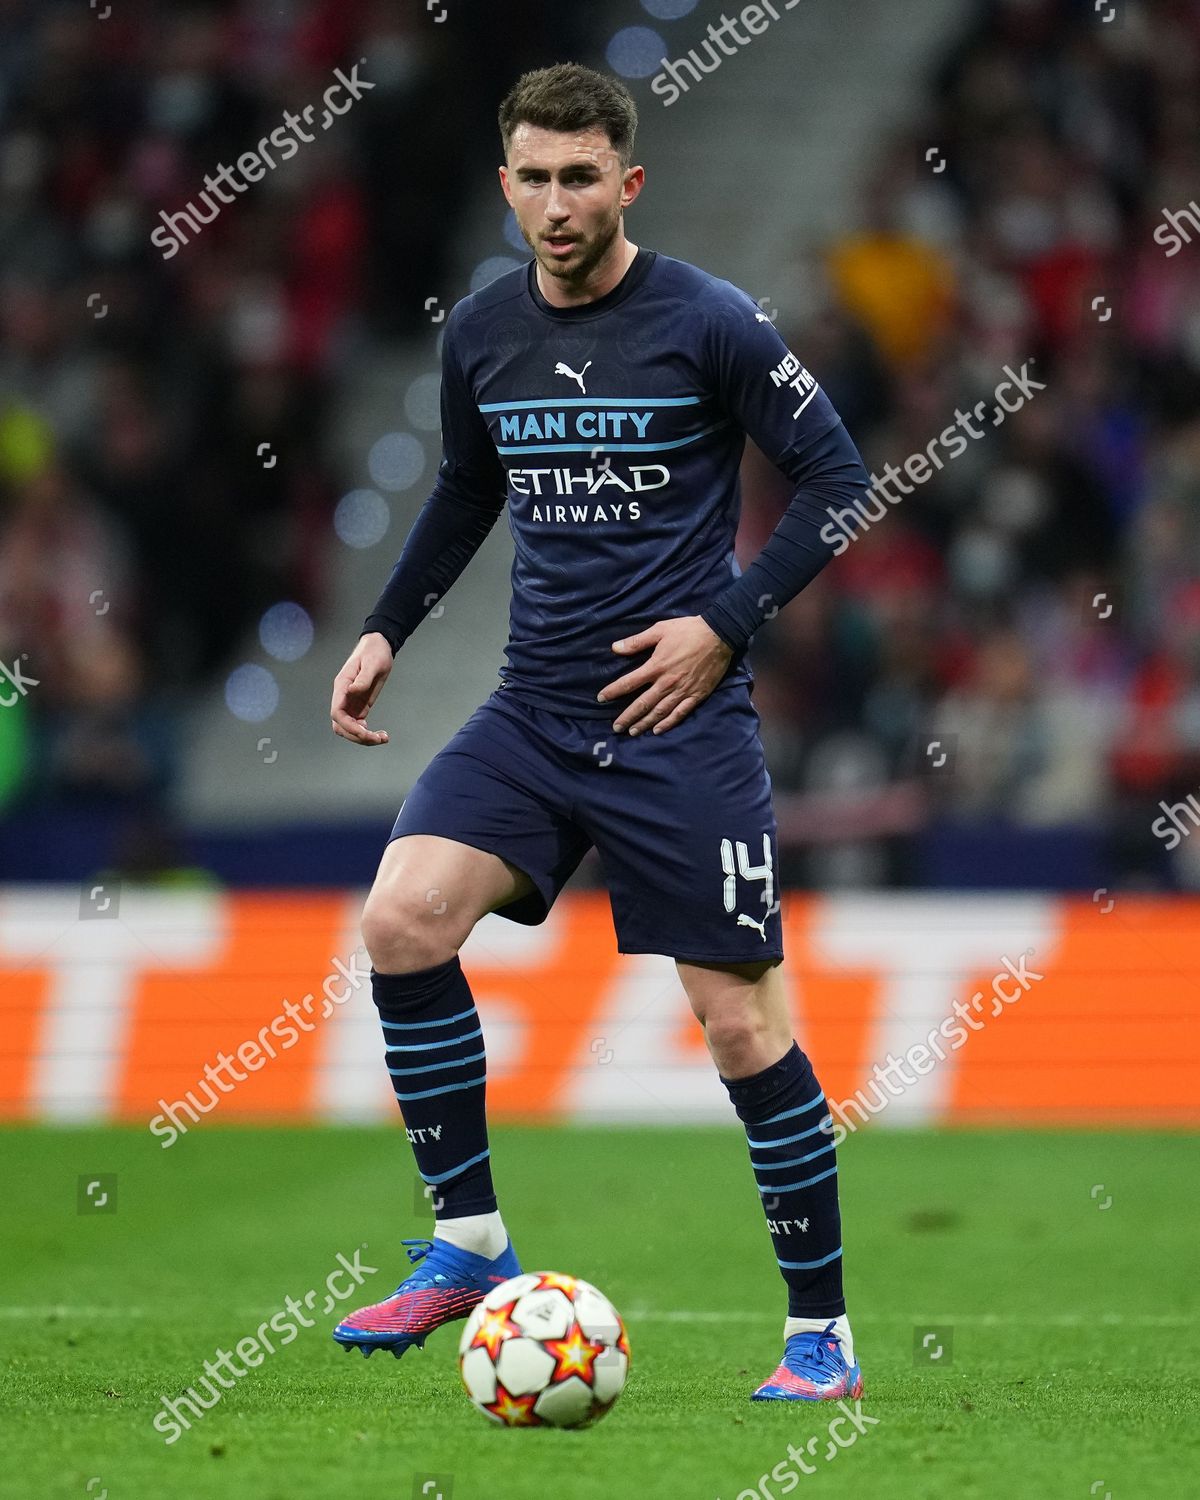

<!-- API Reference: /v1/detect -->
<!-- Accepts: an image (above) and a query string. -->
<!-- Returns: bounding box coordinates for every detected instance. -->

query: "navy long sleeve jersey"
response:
[364,248,869,716]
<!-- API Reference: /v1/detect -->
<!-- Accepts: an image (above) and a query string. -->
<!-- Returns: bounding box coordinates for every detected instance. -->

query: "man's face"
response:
[500,124,642,287]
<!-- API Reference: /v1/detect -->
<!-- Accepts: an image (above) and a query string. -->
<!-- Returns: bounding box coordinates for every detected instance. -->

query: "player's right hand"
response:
[330,633,394,746]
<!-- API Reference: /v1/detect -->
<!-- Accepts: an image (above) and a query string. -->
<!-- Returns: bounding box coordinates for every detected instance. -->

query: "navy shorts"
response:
[390,682,783,964]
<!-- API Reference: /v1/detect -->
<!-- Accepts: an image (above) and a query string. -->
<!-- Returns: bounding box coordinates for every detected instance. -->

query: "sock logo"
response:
[406,1124,443,1143]
[766,1217,809,1234]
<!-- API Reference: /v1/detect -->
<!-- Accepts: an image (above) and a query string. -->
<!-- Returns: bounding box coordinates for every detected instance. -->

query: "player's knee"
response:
[361,887,465,974]
[701,1002,774,1064]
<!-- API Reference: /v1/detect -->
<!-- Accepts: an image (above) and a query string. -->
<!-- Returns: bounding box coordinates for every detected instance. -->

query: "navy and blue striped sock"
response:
[720,1041,845,1319]
[372,959,496,1218]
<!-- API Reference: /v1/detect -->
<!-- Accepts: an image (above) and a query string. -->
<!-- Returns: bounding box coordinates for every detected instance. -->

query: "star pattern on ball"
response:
[544,1324,601,1385]
[533,1271,578,1296]
[470,1300,521,1360]
[484,1385,542,1426]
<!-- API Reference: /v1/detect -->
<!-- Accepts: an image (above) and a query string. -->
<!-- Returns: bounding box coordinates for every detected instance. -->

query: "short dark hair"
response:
[498,63,638,169]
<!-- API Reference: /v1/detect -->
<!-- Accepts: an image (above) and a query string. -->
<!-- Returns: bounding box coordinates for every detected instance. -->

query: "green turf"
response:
[1,1124,1196,1499]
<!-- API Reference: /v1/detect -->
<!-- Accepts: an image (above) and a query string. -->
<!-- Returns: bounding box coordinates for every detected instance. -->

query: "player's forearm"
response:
[362,485,505,652]
[700,422,868,652]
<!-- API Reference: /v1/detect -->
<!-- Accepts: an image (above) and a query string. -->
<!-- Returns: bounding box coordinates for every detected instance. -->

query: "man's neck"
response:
[536,238,639,309]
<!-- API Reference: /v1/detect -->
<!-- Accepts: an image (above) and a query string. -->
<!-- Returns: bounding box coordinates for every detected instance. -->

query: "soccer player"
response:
[329,62,868,1403]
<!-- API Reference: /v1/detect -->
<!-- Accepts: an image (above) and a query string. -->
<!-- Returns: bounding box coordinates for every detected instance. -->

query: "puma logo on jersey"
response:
[555,359,592,394]
[737,912,768,941]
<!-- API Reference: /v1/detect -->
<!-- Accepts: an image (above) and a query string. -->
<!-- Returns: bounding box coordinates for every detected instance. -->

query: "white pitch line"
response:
[0,1307,146,1318]
[1,1307,1194,1328]
[629,1311,1197,1327]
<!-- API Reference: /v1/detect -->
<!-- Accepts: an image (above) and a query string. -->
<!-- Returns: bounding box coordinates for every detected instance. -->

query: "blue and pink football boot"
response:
[751,1320,864,1402]
[333,1236,521,1358]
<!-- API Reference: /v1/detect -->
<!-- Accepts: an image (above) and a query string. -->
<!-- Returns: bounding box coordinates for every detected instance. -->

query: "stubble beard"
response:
[527,205,623,291]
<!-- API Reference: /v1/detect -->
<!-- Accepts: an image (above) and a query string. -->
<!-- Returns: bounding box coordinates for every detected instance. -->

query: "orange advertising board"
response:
[0,889,1196,1128]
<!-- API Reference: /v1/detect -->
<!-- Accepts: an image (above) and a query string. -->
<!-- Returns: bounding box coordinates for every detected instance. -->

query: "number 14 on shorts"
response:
[720,835,779,939]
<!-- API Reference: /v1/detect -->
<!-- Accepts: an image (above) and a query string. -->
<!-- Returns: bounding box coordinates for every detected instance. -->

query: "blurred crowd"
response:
[0,0,587,816]
[744,0,1200,887]
[3,0,1199,888]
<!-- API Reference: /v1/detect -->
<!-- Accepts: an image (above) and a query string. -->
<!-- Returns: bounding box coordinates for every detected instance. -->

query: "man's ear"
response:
[498,164,513,207]
[621,164,646,210]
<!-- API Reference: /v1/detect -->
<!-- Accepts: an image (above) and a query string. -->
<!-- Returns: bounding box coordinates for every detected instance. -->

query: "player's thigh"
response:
[676,957,779,1016]
[363,693,590,967]
[583,686,783,964]
[362,834,535,965]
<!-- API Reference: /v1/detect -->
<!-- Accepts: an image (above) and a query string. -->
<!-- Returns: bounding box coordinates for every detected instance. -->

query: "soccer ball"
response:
[458,1271,630,1428]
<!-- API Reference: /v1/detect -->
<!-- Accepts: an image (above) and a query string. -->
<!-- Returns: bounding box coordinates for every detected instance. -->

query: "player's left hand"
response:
[599,616,733,736]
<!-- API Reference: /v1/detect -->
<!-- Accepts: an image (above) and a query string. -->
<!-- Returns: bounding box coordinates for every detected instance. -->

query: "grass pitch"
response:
[1,1124,1196,1499]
